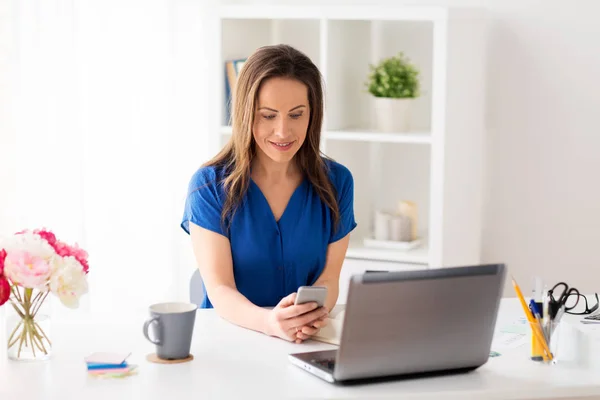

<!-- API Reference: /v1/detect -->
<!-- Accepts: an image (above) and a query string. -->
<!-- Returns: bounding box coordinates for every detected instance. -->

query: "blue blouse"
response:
[181,159,357,309]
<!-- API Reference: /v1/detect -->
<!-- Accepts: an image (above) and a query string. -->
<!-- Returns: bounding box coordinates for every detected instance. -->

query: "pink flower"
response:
[3,250,52,290]
[0,276,9,306]
[0,249,6,276]
[0,250,8,306]
[33,229,89,274]
[33,229,58,247]
[56,242,89,274]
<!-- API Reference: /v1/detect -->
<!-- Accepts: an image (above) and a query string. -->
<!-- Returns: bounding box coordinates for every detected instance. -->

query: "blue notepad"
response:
[87,362,128,370]
[84,352,131,370]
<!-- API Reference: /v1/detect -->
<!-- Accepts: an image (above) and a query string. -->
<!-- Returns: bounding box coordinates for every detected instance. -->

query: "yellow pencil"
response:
[512,277,553,361]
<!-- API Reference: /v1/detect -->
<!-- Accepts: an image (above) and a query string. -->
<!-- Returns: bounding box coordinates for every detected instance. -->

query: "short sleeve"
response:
[329,163,358,244]
[180,166,227,237]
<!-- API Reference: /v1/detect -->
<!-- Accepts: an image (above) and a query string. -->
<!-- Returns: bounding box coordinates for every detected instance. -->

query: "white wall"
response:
[0,0,16,233]
[480,0,600,296]
[224,0,600,296]
[0,0,215,315]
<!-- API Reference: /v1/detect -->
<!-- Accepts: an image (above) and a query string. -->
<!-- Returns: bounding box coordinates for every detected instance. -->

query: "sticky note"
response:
[88,365,138,379]
[85,352,131,365]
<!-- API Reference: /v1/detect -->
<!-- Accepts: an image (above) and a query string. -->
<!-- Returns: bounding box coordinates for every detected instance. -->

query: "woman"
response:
[181,44,357,344]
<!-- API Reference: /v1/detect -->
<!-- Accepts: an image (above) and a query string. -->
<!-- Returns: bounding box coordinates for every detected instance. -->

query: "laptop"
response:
[288,263,506,383]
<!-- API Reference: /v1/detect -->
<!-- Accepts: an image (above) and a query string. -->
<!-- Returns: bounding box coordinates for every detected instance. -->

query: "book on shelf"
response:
[223,58,247,125]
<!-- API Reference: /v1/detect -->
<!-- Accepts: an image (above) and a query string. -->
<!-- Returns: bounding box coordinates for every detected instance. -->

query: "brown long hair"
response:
[204,44,340,231]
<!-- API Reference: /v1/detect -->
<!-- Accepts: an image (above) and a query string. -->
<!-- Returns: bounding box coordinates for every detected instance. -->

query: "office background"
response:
[0,0,598,314]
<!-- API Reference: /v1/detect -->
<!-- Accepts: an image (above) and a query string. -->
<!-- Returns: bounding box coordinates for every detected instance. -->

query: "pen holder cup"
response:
[529,320,562,365]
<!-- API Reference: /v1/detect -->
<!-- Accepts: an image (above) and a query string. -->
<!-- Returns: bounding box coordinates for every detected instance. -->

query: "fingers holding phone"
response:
[295,316,329,341]
[266,292,328,342]
[293,286,329,343]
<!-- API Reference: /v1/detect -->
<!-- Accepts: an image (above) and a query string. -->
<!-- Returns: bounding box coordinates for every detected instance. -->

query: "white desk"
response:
[1,299,600,400]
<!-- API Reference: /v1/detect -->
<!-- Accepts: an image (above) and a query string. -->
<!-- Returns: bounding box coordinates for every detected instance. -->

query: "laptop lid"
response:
[333,263,506,382]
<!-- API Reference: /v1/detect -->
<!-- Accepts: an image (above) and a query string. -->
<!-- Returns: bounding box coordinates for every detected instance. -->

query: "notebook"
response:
[312,305,345,345]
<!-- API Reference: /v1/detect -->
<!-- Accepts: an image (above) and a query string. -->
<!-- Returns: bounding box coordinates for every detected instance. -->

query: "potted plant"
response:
[366,52,420,132]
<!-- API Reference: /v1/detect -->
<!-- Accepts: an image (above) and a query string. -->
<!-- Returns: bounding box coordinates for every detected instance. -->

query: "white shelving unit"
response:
[210,5,487,272]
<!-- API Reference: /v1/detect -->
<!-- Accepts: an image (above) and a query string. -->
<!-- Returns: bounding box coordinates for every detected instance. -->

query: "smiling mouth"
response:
[269,141,294,150]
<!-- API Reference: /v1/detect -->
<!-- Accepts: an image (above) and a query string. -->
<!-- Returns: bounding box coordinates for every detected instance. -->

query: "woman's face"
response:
[252,77,310,166]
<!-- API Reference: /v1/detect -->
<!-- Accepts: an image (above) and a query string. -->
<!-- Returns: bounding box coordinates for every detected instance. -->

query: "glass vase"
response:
[6,287,52,361]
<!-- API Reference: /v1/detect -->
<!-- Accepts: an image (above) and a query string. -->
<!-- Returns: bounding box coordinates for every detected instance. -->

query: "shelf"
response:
[325,129,432,144]
[214,5,488,269]
[325,19,434,134]
[346,240,429,264]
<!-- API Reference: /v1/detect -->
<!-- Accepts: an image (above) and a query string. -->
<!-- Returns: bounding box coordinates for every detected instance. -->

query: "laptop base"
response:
[289,349,479,385]
[288,350,337,383]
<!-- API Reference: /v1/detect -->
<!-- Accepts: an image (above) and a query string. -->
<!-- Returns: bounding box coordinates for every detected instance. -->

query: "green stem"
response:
[7,319,23,348]
[30,291,43,308]
[6,288,52,358]
[28,321,37,358]
[24,288,32,314]
[9,299,25,319]
[23,323,29,350]
[34,321,52,347]
[16,325,26,358]
[31,291,49,318]
[30,328,48,354]
[11,285,22,303]
[8,332,21,349]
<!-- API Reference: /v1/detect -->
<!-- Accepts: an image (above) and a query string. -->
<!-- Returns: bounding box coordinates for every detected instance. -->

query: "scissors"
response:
[547,282,580,318]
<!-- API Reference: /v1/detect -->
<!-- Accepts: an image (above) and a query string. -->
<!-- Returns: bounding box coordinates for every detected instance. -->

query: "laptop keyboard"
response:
[311,358,336,371]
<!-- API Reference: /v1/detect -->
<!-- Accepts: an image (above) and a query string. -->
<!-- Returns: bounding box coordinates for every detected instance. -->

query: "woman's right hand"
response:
[264,292,329,343]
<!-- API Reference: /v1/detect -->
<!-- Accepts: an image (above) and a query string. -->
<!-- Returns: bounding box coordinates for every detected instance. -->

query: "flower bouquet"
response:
[0,229,89,361]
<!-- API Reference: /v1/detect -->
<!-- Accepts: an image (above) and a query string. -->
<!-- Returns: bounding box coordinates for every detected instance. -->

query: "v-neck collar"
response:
[249,177,306,225]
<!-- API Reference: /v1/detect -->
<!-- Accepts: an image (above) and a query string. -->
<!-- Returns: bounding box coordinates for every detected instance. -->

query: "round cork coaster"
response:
[146,353,194,364]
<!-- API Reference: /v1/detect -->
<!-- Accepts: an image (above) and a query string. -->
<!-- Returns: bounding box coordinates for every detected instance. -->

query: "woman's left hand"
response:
[295,314,329,343]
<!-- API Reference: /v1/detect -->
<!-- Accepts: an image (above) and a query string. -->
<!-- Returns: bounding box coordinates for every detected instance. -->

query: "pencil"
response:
[534,313,550,345]
[512,276,553,361]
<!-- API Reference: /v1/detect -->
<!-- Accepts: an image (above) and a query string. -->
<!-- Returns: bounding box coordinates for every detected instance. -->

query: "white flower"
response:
[0,231,56,261]
[49,256,88,309]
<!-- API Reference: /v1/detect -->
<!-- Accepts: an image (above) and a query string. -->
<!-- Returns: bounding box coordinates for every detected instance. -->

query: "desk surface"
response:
[1,299,600,400]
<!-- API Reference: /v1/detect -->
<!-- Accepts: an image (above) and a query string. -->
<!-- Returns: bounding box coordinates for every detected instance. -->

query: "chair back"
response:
[190,269,204,307]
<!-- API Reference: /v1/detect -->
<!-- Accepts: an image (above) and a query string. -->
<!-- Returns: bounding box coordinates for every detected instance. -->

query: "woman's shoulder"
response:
[323,157,353,186]
[182,163,228,236]
[186,163,228,194]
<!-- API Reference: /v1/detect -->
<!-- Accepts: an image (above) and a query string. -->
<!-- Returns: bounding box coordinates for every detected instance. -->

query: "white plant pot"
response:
[373,97,413,132]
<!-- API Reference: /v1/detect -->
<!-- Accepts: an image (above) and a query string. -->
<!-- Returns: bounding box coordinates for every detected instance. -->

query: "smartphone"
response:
[294,286,328,308]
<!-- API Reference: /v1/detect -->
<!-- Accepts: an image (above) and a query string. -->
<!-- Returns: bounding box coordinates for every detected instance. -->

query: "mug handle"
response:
[143,317,161,345]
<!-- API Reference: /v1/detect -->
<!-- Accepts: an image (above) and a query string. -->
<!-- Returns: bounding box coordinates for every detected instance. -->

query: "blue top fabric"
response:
[181,159,357,309]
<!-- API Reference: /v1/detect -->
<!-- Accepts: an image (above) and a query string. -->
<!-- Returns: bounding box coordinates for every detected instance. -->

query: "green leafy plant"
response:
[366,52,420,98]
